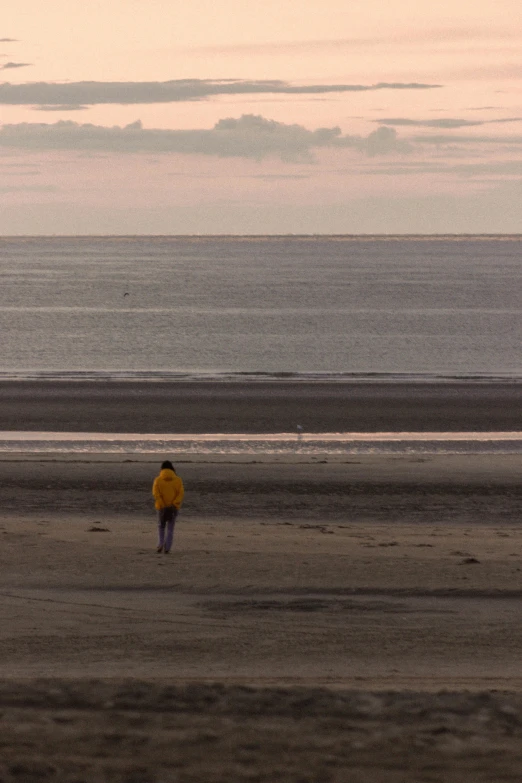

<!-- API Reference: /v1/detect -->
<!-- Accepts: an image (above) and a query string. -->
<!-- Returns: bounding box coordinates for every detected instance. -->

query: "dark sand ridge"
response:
[0,453,520,523]
[2,683,522,783]
[0,379,520,432]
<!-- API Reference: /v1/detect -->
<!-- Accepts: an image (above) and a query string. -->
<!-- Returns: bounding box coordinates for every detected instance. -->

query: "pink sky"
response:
[1,0,522,233]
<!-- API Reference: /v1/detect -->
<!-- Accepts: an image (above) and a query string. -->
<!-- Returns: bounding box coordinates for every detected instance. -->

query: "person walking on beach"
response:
[152,460,184,554]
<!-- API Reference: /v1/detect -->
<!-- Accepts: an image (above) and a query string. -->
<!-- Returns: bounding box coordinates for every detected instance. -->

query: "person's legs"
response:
[164,508,178,553]
[157,510,167,552]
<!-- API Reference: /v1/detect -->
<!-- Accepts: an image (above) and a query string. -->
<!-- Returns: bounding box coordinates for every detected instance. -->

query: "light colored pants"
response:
[157,506,178,551]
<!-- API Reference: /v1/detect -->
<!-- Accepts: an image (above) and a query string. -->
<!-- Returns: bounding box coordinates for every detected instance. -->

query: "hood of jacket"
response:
[159,468,176,482]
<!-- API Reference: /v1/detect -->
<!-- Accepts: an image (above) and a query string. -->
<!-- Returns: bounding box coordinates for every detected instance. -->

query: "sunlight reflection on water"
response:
[0,431,520,455]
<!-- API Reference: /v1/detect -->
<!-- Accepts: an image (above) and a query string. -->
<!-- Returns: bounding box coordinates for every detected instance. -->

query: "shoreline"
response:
[3,376,521,384]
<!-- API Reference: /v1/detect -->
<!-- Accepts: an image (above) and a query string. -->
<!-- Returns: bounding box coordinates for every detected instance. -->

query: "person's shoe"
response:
[164,549,170,554]
[156,546,163,553]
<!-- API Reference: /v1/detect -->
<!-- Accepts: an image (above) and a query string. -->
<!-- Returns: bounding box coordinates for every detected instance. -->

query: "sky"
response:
[1,0,522,234]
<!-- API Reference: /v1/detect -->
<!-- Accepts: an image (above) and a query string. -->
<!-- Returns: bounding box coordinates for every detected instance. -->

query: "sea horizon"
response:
[2,232,522,239]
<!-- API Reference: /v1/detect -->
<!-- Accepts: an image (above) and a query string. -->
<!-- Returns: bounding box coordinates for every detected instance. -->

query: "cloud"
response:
[0,168,41,176]
[374,117,522,129]
[363,126,411,156]
[0,184,57,193]
[414,132,522,145]
[345,158,522,181]
[33,104,88,112]
[0,115,410,161]
[0,161,38,168]
[168,171,312,180]
[0,79,441,107]
[452,160,522,176]
[186,27,521,55]
[244,173,312,180]
[1,61,31,70]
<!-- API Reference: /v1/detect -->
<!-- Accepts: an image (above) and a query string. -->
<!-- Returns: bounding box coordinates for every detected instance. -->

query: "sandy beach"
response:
[1,443,521,780]
[1,454,522,686]
[0,379,520,780]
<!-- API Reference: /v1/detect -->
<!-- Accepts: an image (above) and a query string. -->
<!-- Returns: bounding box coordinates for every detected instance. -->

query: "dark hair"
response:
[161,460,175,471]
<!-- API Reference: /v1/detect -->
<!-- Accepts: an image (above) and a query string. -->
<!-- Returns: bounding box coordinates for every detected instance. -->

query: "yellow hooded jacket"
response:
[152,468,184,510]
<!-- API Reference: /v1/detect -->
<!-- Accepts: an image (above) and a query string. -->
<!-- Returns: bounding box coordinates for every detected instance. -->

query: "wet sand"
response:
[0,378,520,432]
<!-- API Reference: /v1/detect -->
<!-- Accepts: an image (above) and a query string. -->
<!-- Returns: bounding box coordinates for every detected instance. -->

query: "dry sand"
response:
[1,451,521,780]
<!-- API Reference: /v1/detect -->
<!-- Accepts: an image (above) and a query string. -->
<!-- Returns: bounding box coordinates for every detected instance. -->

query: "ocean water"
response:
[0,235,521,378]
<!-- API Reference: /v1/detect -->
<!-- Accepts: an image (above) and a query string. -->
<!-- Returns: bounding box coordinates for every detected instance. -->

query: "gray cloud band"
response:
[0,79,441,106]
[0,115,410,160]
[0,62,31,70]
[373,117,522,129]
